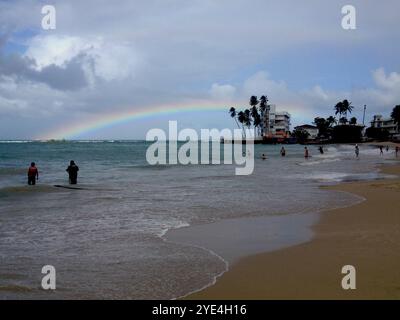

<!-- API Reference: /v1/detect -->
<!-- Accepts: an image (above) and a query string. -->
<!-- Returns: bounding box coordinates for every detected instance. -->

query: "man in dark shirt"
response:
[66,160,79,184]
[27,162,39,185]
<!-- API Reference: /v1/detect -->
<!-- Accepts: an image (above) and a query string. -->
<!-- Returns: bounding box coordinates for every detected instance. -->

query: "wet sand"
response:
[185,164,400,299]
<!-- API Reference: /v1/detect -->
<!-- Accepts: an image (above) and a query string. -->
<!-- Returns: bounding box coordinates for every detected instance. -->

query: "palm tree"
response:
[391,104,400,124]
[334,100,353,121]
[259,95,267,136]
[334,101,344,118]
[253,113,261,129]
[259,95,267,114]
[237,111,245,131]
[229,107,241,129]
[249,96,258,110]
[327,116,337,127]
[391,105,400,134]
[339,117,348,125]
[313,117,329,137]
[243,109,252,129]
[250,105,258,119]
[250,106,262,136]
[342,99,354,119]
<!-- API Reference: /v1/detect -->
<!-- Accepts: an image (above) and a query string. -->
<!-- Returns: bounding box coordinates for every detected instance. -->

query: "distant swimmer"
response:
[318,146,324,154]
[355,144,359,158]
[66,160,79,184]
[280,147,286,157]
[261,153,267,160]
[27,162,39,185]
[379,146,383,155]
[304,147,310,159]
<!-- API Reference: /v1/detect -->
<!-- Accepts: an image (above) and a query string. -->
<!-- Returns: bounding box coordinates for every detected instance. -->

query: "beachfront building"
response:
[370,115,399,136]
[294,124,319,140]
[261,104,291,139]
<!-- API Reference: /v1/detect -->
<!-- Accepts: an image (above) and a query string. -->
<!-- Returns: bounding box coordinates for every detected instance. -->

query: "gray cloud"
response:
[0,49,88,90]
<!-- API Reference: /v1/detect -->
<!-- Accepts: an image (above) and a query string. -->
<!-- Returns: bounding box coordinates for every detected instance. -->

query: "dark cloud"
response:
[0,50,88,91]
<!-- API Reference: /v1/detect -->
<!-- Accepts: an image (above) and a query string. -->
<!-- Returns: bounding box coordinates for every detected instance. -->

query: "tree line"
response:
[229,95,268,137]
[229,96,400,143]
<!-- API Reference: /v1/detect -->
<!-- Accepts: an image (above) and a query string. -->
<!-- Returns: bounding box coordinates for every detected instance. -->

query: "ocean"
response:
[0,141,396,299]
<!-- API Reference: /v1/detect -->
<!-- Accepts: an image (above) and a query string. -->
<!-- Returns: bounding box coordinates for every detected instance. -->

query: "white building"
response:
[261,104,291,139]
[370,115,399,135]
[294,124,319,140]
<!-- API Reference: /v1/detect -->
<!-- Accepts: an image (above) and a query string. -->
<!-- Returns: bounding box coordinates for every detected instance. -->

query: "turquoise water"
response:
[0,141,394,299]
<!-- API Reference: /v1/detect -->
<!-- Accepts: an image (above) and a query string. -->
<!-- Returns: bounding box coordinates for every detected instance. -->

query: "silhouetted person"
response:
[27,162,39,185]
[280,147,286,157]
[379,146,383,155]
[319,146,324,154]
[66,160,79,184]
[386,145,389,152]
[355,144,359,158]
[304,147,310,158]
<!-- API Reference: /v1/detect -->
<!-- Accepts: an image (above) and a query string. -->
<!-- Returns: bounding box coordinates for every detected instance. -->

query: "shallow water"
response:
[0,141,395,299]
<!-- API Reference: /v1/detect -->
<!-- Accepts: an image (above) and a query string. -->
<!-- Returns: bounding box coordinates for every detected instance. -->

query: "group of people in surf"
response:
[27,160,79,186]
[378,145,399,157]
[261,146,319,160]
[260,144,399,160]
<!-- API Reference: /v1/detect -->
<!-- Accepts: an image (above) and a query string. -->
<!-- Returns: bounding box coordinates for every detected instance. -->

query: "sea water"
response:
[0,141,396,299]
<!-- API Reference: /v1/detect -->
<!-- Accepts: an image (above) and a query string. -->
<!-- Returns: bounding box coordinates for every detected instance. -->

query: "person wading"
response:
[304,147,310,158]
[27,162,39,185]
[66,160,79,184]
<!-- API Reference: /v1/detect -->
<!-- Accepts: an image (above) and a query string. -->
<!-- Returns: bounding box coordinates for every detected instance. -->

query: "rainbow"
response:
[37,101,229,140]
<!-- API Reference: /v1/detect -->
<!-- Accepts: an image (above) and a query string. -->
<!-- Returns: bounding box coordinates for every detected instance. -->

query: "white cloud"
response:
[91,41,140,81]
[307,86,330,101]
[243,71,292,99]
[24,35,141,82]
[372,68,400,90]
[25,35,89,69]
[210,83,236,100]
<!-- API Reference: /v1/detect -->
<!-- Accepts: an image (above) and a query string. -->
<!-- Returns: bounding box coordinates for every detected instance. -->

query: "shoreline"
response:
[184,163,400,299]
[167,213,319,299]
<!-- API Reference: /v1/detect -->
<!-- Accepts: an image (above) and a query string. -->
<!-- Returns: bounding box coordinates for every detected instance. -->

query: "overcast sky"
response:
[0,0,399,139]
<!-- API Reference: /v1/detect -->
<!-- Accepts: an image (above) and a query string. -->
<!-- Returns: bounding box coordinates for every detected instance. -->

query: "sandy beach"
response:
[186,163,400,300]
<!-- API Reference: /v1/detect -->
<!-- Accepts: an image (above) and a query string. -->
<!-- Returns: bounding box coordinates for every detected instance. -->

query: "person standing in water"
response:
[318,146,324,154]
[355,144,359,158]
[27,162,39,185]
[304,147,310,158]
[379,146,383,155]
[66,160,79,184]
[280,147,286,157]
